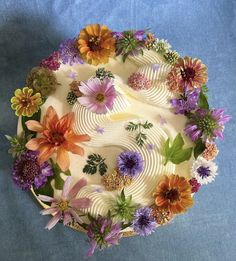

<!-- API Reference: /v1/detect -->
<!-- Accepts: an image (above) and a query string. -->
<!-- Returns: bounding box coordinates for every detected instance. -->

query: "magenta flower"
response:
[38,176,91,230]
[40,51,61,71]
[185,108,231,141]
[86,215,122,257]
[78,78,116,114]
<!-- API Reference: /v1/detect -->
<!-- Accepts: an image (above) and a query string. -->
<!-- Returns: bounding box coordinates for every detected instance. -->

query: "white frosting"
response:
[19,50,193,231]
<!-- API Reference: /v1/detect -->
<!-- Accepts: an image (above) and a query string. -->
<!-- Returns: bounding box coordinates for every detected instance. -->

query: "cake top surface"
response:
[8,24,231,257]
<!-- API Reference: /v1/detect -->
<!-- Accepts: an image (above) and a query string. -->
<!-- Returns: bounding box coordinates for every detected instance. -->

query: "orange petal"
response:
[43,106,59,129]
[57,112,75,133]
[63,142,84,156]
[38,144,55,163]
[56,147,70,171]
[65,132,91,143]
[25,120,44,132]
[25,138,41,150]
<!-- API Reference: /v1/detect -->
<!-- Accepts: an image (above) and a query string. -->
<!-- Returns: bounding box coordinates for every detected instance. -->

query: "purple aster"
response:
[147,143,155,152]
[152,63,160,71]
[40,51,61,71]
[117,151,144,178]
[12,150,53,190]
[58,38,84,65]
[170,88,200,114]
[67,71,78,80]
[132,207,156,236]
[95,126,105,134]
[185,108,231,142]
[86,215,122,257]
[78,78,117,114]
[133,30,146,41]
[159,115,167,125]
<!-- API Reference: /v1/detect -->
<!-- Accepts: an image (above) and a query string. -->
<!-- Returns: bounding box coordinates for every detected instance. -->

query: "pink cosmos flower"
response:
[78,78,116,114]
[38,176,91,230]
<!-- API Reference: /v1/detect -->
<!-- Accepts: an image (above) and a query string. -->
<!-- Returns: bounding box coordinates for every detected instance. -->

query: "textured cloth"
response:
[0,0,236,260]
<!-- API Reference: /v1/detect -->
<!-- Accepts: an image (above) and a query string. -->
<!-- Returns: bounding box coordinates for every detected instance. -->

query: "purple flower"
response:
[86,215,122,257]
[12,150,53,190]
[117,151,144,178]
[40,51,61,71]
[132,207,156,236]
[147,143,155,152]
[95,126,105,134]
[185,108,231,142]
[78,78,117,114]
[67,71,78,80]
[39,176,91,230]
[133,30,146,41]
[58,38,84,65]
[170,88,200,114]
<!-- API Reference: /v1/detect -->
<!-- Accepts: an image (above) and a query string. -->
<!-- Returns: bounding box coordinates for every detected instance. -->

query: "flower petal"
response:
[40,207,58,215]
[62,176,72,199]
[86,240,97,257]
[70,198,91,209]
[56,147,70,171]
[25,120,44,132]
[45,211,61,230]
[67,178,87,199]
[38,195,57,202]
[63,211,72,225]
[25,138,41,150]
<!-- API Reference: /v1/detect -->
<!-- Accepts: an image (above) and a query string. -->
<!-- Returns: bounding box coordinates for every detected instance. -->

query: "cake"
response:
[7,24,231,257]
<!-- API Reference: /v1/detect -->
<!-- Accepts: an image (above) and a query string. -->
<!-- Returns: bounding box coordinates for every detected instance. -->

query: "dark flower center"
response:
[181,67,196,81]
[51,132,65,146]
[197,166,211,178]
[124,158,136,169]
[21,98,31,107]
[138,215,150,227]
[96,93,105,103]
[165,188,180,202]
[88,37,101,51]
[22,161,40,182]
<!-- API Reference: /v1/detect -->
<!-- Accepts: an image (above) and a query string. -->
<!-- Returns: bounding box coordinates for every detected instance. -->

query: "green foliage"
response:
[163,133,193,165]
[193,139,206,159]
[125,121,153,147]
[198,91,209,110]
[83,154,107,176]
[95,68,114,81]
[111,189,138,223]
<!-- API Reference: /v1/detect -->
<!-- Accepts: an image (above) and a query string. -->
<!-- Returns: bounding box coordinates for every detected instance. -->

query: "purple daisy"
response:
[58,38,84,65]
[185,108,231,141]
[132,207,156,236]
[12,150,53,190]
[170,88,200,114]
[117,151,144,178]
[86,215,122,257]
[78,78,117,114]
[40,51,61,71]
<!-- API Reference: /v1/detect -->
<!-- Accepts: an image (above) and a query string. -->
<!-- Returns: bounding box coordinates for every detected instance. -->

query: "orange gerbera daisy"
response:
[167,56,208,93]
[77,24,115,65]
[153,174,193,214]
[25,106,90,171]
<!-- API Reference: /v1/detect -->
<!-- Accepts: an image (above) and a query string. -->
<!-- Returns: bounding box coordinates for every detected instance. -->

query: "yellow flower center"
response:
[96,93,105,103]
[58,200,69,211]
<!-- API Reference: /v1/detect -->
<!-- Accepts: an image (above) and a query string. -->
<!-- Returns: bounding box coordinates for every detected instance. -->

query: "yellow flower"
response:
[11,87,42,117]
[77,24,115,65]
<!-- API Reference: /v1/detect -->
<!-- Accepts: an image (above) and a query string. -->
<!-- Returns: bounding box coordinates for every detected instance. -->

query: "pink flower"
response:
[78,78,116,114]
[38,176,91,230]
[128,72,152,91]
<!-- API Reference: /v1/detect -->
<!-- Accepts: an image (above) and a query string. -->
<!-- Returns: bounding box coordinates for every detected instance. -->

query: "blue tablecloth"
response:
[0,1,235,260]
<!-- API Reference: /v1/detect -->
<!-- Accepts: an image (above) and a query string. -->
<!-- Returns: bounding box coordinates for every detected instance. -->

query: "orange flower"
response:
[153,174,193,214]
[25,106,90,171]
[77,24,115,65]
[167,56,208,93]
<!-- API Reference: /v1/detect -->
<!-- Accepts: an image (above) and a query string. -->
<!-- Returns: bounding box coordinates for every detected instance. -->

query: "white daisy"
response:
[191,157,218,185]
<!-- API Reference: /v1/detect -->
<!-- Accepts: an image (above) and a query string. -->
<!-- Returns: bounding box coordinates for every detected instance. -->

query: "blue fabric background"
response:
[0,0,235,260]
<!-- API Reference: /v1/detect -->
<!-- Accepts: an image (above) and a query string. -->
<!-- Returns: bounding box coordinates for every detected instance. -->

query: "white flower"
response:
[155,39,171,53]
[191,157,218,185]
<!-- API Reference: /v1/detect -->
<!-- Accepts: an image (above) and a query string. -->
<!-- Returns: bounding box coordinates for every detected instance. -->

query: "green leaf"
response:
[99,162,107,176]
[83,154,107,176]
[22,109,41,137]
[34,176,54,198]
[198,91,209,110]
[194,139,206,159]
[163,133,193,165]
[120,189,125,201]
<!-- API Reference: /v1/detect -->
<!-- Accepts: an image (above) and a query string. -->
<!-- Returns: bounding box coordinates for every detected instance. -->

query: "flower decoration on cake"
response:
[85,214,122,257]
[59,38,84,65]
[39,176,91,229]
[77,24,115,65]
[12,150,53,190]
[26,66,60,98]
[117,151,144,178]
[6,23,232,256]
[128,72,152,91]
[191,157,218,185]
[132,207,157,236]
[167,56,208,93]
[78,78,116,114]
[170,88,200,114]
[185,108,231,141]
[25,106,90,171]
[153,174,193,214]
[40,51,61,71]
[11,87,42,117]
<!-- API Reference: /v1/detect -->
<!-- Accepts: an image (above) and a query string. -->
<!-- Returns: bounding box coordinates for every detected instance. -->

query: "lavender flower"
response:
[58,38,84,65]
[117,151,144,178]
[132,207,156,236]
[170,88,200,114]
[12,150,53,190]
[185,108,231,141]
[86,215,122,257]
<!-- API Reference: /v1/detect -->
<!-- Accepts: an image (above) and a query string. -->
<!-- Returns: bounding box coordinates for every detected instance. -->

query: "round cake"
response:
[7,24,231,257]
